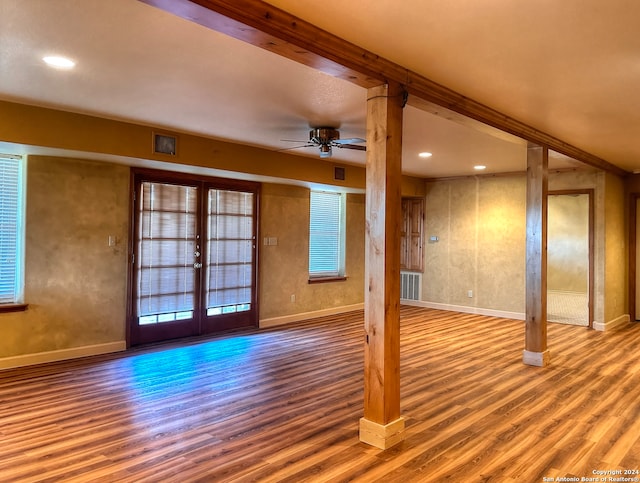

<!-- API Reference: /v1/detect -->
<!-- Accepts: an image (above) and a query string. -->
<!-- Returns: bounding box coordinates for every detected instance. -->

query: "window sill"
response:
[308,276,347,284]
[0,303,29,313]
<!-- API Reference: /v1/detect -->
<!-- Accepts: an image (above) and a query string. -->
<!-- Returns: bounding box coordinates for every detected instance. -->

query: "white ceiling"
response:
[2,0,636,179]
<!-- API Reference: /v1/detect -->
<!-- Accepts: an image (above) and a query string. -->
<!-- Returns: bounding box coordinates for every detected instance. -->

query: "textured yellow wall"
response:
[604,172,627,322]
[0,100,423,194]
[259,184,365,320]
[423,169,628,326]
[424,176,526,313]
[0,156,130,358]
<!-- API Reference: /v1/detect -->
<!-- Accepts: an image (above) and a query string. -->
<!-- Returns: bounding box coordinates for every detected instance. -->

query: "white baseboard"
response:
[401,299,525,321]
[593,313,630,332]
[0,341,127,370]
[260,303,364,328]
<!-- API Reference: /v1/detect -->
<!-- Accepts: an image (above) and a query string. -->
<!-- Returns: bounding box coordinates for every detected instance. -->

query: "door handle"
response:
[193,262,202,269]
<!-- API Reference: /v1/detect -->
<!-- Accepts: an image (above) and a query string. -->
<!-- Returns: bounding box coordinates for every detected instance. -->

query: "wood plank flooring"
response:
[1,306,640,482]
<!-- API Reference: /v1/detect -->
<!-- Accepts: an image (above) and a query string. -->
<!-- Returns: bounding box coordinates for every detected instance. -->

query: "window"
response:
[0,156,24,305]
[309,191,345,279]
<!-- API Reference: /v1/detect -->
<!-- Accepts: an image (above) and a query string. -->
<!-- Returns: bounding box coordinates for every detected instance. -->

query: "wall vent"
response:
[400,272,421,301]
[153,132,177,156]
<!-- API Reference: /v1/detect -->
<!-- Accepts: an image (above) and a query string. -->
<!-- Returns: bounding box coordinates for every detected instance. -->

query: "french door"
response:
[129,170,259,346]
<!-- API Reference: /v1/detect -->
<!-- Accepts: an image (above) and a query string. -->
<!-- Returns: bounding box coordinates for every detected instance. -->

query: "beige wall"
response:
[604,172,627,323]
[0,156,130,358]
[259,184,365,321]
[422,169,629,327]
[423,175,526,314]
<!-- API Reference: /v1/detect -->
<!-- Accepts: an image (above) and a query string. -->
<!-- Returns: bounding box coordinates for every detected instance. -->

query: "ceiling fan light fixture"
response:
[310,127,340,144]
[280,126,363,158]
[319,144,332,158]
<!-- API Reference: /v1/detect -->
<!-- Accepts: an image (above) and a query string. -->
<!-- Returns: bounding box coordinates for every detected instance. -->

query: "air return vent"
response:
[400,272,421,301]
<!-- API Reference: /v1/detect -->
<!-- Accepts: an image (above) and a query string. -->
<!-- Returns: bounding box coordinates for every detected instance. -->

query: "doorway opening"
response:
[547,190,594,328]
[634,195,640,321]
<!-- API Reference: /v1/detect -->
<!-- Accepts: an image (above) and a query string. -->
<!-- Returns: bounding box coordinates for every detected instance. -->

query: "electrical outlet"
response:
[467,290,473,298]
[290,294,295,303]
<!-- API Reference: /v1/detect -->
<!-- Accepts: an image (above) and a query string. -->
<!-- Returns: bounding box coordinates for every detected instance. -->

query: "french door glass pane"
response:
[206,189,253,315]
[137,182,197,325]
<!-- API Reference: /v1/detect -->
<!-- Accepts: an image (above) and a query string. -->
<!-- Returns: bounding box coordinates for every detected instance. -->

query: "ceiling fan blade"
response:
[332,137,366,145]
[280,139,314,143]
[335,143,366,151]
[276,144,315,152]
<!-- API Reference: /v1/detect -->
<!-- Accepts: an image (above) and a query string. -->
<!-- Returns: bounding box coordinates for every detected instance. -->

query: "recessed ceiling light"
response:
[43,56,76,69]
[419,152,432,158]
[474,165,486,170]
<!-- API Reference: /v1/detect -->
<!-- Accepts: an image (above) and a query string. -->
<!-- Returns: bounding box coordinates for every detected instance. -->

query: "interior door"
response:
[129,171,259,346]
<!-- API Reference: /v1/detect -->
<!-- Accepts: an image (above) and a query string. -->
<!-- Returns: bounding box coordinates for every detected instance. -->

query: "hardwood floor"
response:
[1,306,640,482]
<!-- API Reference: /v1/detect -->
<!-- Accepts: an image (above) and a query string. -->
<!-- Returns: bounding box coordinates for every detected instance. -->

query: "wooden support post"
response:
[524,143,550,367]
[359,82,405,449]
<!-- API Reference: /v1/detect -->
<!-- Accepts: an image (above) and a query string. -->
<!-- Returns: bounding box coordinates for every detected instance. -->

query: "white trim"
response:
[523,349,551,367]
[260,303,364,328]
[593,313,630,332]
[406,300,633,333]
[402,299,525,321]
[0,341,126,370]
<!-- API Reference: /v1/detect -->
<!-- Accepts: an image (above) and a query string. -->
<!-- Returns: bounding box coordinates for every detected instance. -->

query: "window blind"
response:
[137,182,198,324]
[206,189,254,315]
[0,158,21,304]
[309,191,343,277]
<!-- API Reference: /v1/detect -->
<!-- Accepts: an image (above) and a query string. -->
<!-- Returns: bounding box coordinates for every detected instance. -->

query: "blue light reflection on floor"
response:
[106,326,331,433]
[123,335,259,402]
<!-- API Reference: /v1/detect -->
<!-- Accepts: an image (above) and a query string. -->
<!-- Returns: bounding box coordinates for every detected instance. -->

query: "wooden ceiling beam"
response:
[139,0,628,177]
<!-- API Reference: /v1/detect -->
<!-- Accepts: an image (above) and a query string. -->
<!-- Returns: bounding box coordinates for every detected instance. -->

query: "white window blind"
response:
[0,157,23,304]
[137,182,198,324]
[309,191,344,277]
[206,189,254,315]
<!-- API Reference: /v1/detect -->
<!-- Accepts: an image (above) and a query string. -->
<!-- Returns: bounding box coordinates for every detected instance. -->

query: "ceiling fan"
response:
[281,127,366,158]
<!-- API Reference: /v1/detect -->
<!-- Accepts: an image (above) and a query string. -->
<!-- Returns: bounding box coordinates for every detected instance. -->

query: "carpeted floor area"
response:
[547,290,588,326]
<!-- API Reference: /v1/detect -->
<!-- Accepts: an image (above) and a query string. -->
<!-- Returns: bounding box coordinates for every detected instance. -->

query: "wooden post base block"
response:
[523,349,551,367]
[359,416,406,449]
